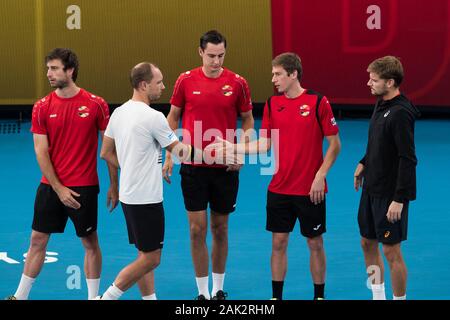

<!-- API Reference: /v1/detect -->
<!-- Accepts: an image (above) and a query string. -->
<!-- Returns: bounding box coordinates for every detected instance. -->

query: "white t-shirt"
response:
[104,100,178,204]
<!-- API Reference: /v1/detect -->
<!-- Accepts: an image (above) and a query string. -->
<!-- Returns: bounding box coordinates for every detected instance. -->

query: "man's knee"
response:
[30,231,50,251]
[272,235,289,253]
[189,223,207,242]
[307,236,324,252]
[361,237,378,253]
[382,243,402,263]
[140,251,161,272]
[81,232,100,251]
[210,221,228,242]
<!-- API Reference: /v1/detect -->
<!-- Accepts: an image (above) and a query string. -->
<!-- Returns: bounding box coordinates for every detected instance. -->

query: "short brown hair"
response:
[45,48,79,82]
[272,52,303,81]
[130,62,156,89]
[367,56,404,87]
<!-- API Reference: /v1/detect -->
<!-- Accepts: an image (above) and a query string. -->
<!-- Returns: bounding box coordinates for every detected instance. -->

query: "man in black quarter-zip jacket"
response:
[354,56,420,301]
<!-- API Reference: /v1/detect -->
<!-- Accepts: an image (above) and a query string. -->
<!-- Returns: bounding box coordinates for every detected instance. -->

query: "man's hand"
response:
[205,137,243,168]
[386,201,403,223]
[107,184,119,212]
[354,163,365,191]
[205,136,234,159]
[226,164,243,172]
[309,174,325,204]
[162,155,174,184]
[54,185,81,209]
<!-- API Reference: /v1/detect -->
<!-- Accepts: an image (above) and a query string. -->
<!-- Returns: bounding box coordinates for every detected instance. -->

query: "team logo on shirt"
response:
[299,105,311,117]
[222,85,233,96]
[78,106,90,118]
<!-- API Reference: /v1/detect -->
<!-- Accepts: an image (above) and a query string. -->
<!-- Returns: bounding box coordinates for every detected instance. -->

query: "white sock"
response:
[14,274,36,300]
[393,294,406,300]
[195,276,210,299]
[371,283,386,300]
[86,278,100,300]
[211,272,225,297]
[142,293,157,300]
[101,283,124,300]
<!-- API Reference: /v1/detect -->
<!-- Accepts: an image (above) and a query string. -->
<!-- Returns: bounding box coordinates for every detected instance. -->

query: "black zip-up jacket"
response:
[360,93,420,202]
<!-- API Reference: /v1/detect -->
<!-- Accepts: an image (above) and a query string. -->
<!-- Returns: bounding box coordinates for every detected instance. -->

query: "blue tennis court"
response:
[1,118,449,300]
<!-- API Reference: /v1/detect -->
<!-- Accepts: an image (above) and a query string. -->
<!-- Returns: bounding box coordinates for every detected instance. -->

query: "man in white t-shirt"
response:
[98,62,209,300]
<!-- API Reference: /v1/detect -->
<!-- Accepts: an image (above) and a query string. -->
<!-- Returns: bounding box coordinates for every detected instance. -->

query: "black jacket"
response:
[360,93,420,202]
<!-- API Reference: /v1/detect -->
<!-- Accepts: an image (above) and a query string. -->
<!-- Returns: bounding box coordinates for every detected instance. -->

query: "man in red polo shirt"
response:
[208,52,341,300]
[6,48,118,300]
[163,30,254,300]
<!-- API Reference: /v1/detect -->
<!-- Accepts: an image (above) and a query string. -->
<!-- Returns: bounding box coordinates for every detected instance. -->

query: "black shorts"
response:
[266,191,326,238]
[32,183,99,238]
[180,164,239,214]
[121,202,165,252]
[358,190,409,244]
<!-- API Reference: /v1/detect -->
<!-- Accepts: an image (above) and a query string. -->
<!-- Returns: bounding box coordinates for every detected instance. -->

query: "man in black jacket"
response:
[354,56,420,300]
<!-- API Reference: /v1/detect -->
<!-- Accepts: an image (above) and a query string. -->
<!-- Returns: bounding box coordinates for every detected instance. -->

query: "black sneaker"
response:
[195,294,207,300]
[4,295,17,300]
[211,290,228,300]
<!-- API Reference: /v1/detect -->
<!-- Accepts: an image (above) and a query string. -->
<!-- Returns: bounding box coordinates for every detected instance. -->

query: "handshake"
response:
[203,137,244,171]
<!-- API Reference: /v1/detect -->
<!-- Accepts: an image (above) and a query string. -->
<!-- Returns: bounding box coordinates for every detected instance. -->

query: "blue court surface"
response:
[0,119,449,300]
